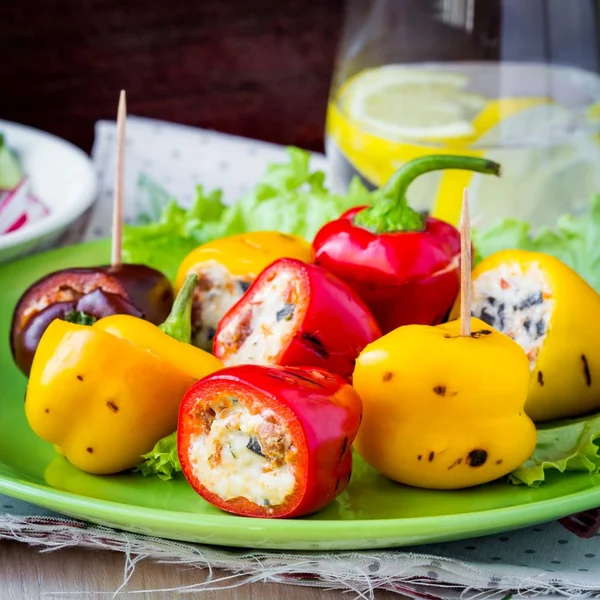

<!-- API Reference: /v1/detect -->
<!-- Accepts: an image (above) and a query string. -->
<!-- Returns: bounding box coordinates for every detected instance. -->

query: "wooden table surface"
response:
[0,540,404,599]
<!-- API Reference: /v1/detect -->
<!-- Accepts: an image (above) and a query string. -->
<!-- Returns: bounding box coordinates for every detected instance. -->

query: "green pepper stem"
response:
[64,310,97,326]
[353,155,501,234]
[159,273,198,343]
[386,155,501,200]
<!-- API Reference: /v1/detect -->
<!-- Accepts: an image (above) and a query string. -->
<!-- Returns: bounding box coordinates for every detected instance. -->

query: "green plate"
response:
[2,241,600,551]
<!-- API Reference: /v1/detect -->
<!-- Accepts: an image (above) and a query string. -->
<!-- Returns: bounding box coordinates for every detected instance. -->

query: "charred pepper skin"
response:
[10,264,174,376]
[352,317,537,490]
[24,275,222,475]
[456,250,600,422]
[177,364,362,518]
[213,258,382,382]
[313,156,500,334]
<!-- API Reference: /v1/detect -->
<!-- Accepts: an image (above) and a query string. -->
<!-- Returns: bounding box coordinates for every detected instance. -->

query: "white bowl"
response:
[0,120,97,263]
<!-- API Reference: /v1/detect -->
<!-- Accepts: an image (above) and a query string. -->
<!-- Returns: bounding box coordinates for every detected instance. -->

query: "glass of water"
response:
[327,0,600,228]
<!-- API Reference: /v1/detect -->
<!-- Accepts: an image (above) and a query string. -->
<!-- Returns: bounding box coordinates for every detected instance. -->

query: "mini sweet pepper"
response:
[175,231,313,350]
[454,249,600,422]
[312,156,501,333]
[178,364,362,518]
[213,258,381,382]
[352,317,537,489]
[25,274,223,475]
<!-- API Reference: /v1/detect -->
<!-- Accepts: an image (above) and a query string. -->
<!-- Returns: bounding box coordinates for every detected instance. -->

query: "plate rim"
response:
[1,467,600,549]
[3,239,600,550]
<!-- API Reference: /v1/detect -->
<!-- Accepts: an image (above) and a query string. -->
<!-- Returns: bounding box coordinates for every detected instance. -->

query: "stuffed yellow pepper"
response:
[175,231,312,351]
[353,317,537,489]
[25,274,223,475]
[452,250,600,422]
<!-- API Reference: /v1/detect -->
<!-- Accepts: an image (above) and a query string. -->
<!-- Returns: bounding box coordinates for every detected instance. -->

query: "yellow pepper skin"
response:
[353,317,537,490]
[450,250,600,422]
[93,315,221,380]
[25,275,223,475]
[175,231,313,290]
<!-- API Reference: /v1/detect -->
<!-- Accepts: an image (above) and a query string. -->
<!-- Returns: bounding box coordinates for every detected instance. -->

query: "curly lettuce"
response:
[134,433,181,480]
[510,414,600,486]
[474,195,600,292]
[123,147,370,281]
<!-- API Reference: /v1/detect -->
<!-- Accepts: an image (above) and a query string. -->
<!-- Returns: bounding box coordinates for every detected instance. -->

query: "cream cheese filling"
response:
[471,261,554,369]
[190,261,251,351]
[189,400,296,507]
[217,270,301,366]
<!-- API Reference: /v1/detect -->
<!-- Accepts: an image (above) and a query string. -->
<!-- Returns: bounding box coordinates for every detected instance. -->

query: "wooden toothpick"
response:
[460,188,472,337]
[111,90,127,268]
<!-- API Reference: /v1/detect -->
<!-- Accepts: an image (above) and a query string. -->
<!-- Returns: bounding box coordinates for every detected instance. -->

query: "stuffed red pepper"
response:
[213,258,381,381]
[313,155,501,333]
[177,364,362,518]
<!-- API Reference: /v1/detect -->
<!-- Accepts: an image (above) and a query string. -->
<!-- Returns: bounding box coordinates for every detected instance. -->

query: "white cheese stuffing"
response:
[189,401,296,507]
[471,261,554,369]
[217,270,301,366]
[190,261,252,351]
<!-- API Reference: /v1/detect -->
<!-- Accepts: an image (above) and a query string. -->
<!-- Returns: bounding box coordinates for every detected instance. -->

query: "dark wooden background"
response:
[0,0,345,153]
[3,1,597,156]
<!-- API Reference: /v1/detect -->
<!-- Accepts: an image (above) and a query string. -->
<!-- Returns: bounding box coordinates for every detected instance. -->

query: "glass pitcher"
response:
[326,0,600,228]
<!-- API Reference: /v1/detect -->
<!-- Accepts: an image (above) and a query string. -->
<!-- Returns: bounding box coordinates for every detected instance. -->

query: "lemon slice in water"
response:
[339,66,488,141]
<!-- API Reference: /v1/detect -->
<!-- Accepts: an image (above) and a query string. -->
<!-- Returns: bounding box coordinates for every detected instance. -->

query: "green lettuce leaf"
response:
[134,432,181,480]
[510,414,600,486]
[474,195,600,292]
[123,147,370,281]
[122,186,228,281]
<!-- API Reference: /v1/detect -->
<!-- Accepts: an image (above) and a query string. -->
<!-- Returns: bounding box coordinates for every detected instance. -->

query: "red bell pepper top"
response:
[177,364,362,518]
[213,258,381,381]
[315,209,461,286]
[313,155,500,333]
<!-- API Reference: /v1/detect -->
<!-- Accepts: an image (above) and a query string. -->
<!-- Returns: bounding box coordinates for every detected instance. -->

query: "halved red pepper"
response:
[177,364,362,518]
[213,258,381,381]
[313,155,501,333]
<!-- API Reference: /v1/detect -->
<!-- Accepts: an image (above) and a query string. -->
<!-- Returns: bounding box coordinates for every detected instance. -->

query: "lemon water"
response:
[326,62,600,228]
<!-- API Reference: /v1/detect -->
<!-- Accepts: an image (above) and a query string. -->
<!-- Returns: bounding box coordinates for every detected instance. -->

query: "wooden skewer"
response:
[460,188,472,337]
[111,90,127,268]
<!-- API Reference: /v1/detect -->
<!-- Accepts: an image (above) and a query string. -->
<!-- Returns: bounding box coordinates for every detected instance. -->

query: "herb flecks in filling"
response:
[190,261,253,351]
[217,269,302,366]
[471,262,554,370]
[276,303,295,322]
[189,396,296,507]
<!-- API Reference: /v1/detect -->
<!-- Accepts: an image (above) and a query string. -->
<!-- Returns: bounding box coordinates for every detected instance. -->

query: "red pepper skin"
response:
[177,365,362,518]
[312,209,461,333]
[213,258,381,381]
[10,264,173,375]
